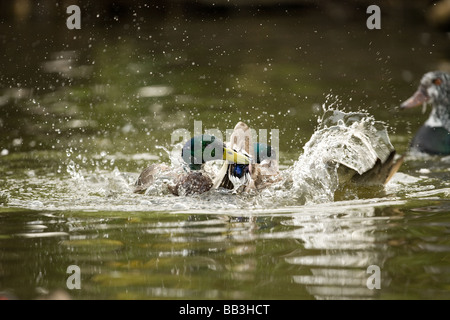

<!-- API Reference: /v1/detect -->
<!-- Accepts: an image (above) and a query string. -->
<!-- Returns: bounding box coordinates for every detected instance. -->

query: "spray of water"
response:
[4,104,412,212]
[255,107,396,206]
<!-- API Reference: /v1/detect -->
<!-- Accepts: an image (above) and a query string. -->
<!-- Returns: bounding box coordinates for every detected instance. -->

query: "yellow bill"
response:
[223,147,251,164]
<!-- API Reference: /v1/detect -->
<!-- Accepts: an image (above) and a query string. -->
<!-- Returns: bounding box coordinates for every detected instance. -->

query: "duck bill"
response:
[400,90,429,109]
[223,147,251,165]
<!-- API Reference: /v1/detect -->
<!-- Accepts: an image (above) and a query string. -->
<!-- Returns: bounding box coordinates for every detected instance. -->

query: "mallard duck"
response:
[134,134,252,196]
[213,121,280,192]
[135,115,403,197]
[401,71,450,155]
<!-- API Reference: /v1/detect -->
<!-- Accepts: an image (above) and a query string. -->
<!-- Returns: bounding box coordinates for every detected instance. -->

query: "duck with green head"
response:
[134,133,253,196]
[401,71,450,155]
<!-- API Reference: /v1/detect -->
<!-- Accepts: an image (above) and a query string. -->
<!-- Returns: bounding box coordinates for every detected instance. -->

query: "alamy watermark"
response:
[171,120,280,164]
[367,5,381,30]
[64,263,382,292]
[366,265,381,290]
[66,5,81,30]
[66,5,381,30]
[66,265,81,290]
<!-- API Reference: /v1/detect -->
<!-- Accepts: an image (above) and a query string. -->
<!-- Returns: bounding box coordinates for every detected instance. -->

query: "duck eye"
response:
[432,78,442,86]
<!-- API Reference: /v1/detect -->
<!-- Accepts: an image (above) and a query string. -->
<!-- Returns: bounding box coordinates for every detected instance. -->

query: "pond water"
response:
[1,9,450,300]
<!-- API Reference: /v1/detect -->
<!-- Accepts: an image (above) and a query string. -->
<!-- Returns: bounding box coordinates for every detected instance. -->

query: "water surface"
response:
[1,9,450,300]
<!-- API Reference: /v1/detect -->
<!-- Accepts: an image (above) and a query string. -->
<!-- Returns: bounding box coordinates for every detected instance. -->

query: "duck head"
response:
[181,134,251,171]
[401,71,450,129]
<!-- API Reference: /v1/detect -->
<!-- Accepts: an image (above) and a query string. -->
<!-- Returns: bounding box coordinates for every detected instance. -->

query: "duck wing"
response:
[134,164,164,193]
[302,110,404,187]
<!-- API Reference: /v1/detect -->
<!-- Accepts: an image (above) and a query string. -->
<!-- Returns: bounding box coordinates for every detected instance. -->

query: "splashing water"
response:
[273,109,396,205]
[131,107,398,209]
[2,108,406,212]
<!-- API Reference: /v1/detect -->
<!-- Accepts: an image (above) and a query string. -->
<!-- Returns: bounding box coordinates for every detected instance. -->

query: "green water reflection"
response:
[1,201,450,300]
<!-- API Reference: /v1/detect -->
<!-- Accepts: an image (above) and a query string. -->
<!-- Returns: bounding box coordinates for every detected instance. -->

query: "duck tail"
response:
[383,152,405,184]
[351,151,404,186]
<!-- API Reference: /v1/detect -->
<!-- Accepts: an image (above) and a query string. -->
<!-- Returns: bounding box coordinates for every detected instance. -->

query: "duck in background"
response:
[401,71,450,155]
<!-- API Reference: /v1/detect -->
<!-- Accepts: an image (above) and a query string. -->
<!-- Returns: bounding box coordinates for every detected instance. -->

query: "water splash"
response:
[74,109,398,209]
[261,108,396,206]
[66,160,85,182]
[0,108,421,212]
